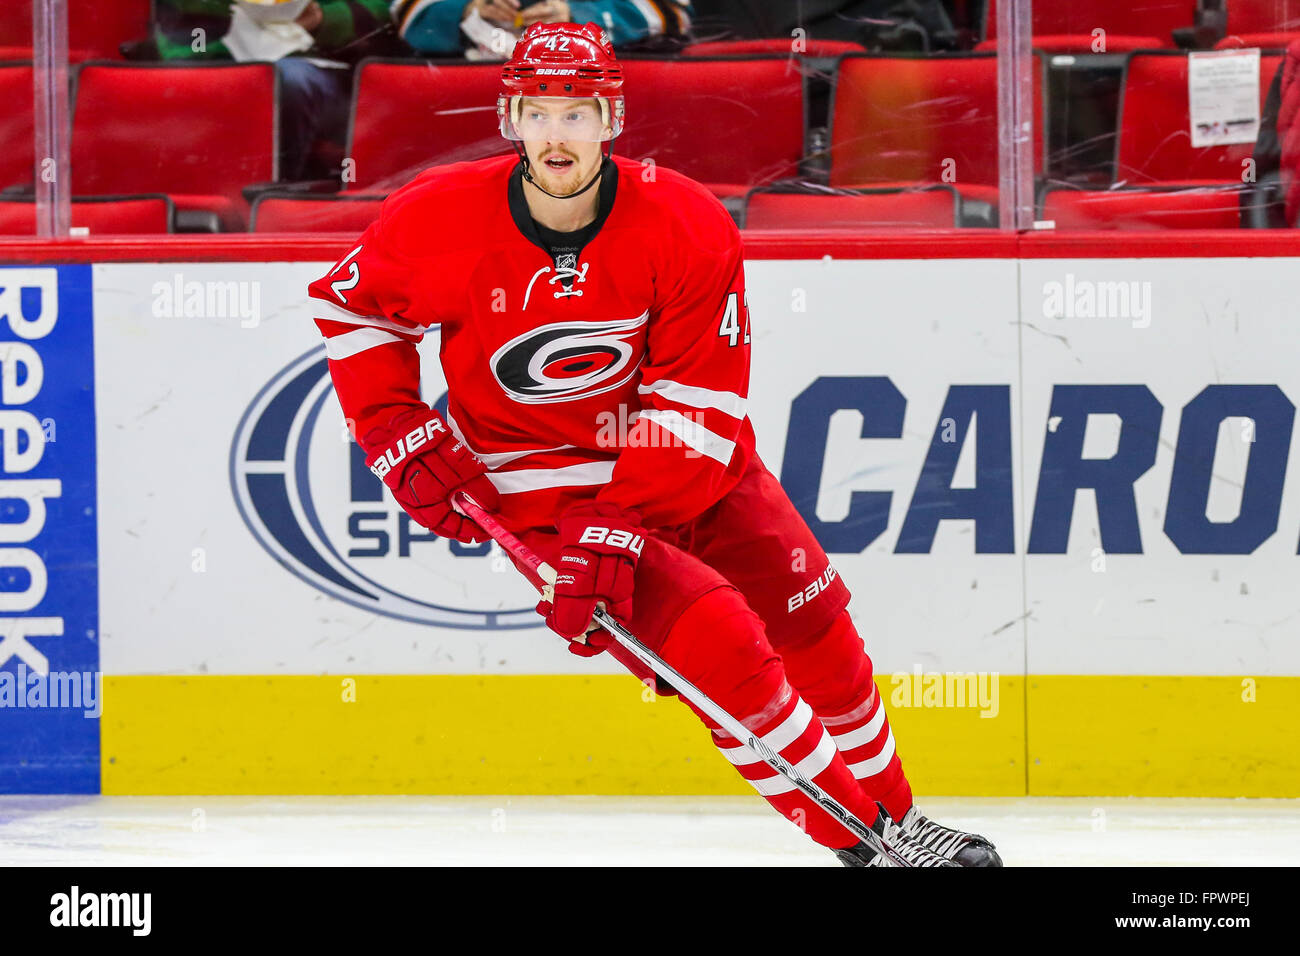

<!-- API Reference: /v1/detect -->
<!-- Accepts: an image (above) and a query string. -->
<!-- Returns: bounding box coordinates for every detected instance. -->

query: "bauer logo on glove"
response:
[538,502,646,650]
[577,526,645,555]
[362,406,499,546]
[367,417,448,480]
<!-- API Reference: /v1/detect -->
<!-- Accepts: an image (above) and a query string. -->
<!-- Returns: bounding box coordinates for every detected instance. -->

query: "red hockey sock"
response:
[659,588,880,849]
[821,684,912,820]
[777,610,913,821]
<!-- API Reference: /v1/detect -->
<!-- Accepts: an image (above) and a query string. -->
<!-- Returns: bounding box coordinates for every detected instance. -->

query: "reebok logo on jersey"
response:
[490,315,648,405]
[578,526,645,555]
[787,565,838,612]
[368,419,446,479]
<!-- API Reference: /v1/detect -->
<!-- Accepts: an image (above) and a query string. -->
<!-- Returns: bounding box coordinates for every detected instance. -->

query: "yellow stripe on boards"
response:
[1027,676,1300,797]
[102,675,743,795]
[98,675,1299,796]
[882,674,1026,796]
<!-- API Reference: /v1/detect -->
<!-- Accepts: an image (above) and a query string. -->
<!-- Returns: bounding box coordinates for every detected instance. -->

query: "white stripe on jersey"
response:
[639,409,736,466]
[324,327,406,360]
[314,298,433,337]
[485,460,616,495]
[638,379,747,419]
[444,408,578,469]
[475,444,581,469]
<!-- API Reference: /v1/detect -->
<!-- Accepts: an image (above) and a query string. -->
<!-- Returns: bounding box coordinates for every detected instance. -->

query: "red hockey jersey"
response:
[307,153,755,533]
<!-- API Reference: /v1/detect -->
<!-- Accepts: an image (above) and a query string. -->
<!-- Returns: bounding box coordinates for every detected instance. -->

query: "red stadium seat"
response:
[1040,185,1244,229]
[347,57,804,197]
[0,195,175,235]
[0,0,151,61]
[684,39,866,57]
[1218,0,1300,49]
[616,57,806,194]
[1216,33,1300,48]
[742,185,961,228]
[71,61,278,229]
[250,193,386,232]
[1116,50,1283,183]
[0,63,33,192]
[979,0,1193,51]
[346,60,510,193]
[828,53,1043,191]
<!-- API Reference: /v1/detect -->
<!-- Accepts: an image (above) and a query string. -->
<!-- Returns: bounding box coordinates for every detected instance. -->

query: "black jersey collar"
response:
[508,156,619,258]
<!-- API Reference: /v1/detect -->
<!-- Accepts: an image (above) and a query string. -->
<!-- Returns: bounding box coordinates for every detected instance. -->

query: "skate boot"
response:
[833,804,960,867]
[897,805,1002,867]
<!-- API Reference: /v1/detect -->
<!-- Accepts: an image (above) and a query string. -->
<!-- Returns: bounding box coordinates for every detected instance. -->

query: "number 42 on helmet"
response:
[497,22,626,144]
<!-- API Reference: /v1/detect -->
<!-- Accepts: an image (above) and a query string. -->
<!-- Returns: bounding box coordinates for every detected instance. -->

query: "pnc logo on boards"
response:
[228,347,537,629]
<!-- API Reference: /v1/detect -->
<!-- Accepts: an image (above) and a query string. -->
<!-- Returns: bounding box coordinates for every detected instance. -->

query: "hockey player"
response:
[308,21,1001,867]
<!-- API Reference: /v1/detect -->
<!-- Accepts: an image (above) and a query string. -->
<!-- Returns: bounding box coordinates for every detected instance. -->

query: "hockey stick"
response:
[451,490,915,866]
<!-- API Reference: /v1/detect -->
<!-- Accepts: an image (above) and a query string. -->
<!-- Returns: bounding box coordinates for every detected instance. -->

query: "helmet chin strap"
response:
[515,143,610,201]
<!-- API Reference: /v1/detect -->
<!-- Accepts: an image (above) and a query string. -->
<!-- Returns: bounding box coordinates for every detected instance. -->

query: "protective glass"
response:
[1028,2,1286,231]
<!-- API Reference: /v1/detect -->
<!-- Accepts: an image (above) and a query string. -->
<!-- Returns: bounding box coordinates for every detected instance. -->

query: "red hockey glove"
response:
[365,406,499,545]
[537,502,645,654]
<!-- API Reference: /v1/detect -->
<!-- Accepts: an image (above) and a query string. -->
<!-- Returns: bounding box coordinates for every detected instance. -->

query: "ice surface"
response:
[1,795,1297,866]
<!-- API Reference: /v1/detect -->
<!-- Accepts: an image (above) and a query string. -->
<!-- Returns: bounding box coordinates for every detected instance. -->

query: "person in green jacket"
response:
[153,1,393,179]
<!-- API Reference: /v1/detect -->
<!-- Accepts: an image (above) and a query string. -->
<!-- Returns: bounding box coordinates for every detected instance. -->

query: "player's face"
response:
[520,97,609,196]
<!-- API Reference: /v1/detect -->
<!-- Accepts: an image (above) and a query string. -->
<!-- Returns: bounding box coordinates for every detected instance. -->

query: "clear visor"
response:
[498,95,620,143]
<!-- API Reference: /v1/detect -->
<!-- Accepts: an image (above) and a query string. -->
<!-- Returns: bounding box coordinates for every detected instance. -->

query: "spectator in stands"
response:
[690,0,956,51]
[393,0,691,58]
[153,1,395,180]
[1250,38,1300,228]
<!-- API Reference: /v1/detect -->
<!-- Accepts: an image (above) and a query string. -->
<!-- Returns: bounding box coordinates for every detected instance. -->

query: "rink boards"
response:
[2,244,1299,795]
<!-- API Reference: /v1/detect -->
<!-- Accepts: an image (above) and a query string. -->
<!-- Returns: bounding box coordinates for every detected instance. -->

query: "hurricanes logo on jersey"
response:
[491,313,648,404]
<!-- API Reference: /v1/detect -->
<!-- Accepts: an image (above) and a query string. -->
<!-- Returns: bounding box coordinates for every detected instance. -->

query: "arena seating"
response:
[347,56,806,200]
[1116,50,1283,183]
[617,57,806,196]
[251,193,387,232]
[979,0,1194,51]
[0,0,151,61]
[1039,184,1245,229]
[1,5,1295,236]
[345,61,511,194]
[70,61,278,230]
[683,39,866,58]
[1217,0,1300,49]
[828,53,1044,200]
[0,63,33,192]
[0,195,174,234]
[742,185,961,228]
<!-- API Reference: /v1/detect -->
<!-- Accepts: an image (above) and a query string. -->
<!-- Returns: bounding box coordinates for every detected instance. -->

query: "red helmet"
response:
[498,22,625,141]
